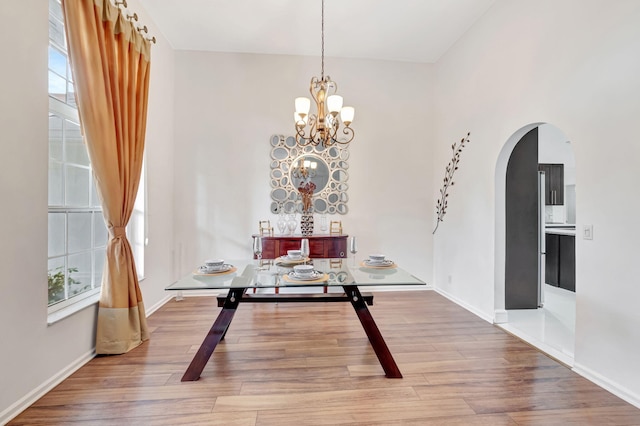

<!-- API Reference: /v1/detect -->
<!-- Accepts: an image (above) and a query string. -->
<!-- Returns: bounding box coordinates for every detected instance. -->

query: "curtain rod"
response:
[114,0,156,44]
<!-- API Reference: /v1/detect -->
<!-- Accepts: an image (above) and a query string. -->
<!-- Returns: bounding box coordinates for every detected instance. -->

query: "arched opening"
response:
[494,122,576,365]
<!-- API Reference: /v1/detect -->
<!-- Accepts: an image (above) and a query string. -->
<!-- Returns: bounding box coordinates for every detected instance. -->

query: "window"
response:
[48,0,145,314]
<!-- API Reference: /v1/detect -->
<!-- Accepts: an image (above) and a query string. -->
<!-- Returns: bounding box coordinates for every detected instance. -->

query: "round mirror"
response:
[283,200,296,213]
[270,201,279,213]
[269,135,350,216]
[290,154,330,194]
[313,198,327,212]
[332,169,347,182]
[328,146,340,159]
[337,204,348,214]
[285,136,297,147]
[272,188,287,202]
[272,147,288,161]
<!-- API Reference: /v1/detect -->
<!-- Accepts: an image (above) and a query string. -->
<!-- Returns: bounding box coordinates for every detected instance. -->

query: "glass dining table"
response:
[165,258,426,381]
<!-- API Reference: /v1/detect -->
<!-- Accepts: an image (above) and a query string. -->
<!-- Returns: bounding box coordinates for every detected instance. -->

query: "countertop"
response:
[545,227,576,236]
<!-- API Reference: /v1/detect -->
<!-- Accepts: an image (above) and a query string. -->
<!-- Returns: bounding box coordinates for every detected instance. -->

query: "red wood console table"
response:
[253,234,348,259]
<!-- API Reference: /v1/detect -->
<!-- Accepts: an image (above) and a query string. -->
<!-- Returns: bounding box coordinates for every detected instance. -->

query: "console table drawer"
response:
[254,234,348,259]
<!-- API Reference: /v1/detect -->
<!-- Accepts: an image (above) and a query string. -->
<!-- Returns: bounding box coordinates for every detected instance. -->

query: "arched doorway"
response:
[494,123,576,365]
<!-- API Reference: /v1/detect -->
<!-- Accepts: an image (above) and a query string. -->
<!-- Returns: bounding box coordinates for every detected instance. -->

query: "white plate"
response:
[364,259,394,267]
[288,271,321,281]
[284,255,304,261]
[198,264,233,274]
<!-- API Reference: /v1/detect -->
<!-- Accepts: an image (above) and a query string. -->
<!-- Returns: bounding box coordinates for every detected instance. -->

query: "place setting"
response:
[275,249,310,266]
[193,259,237,276]
[360,254,397,269]
[282,264,328,284]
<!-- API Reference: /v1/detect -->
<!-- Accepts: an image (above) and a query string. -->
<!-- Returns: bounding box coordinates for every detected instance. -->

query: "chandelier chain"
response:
[321,0,324,80]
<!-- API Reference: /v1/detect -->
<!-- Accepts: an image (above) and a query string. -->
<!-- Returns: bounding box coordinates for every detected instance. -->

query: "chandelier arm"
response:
[334,126,355,145]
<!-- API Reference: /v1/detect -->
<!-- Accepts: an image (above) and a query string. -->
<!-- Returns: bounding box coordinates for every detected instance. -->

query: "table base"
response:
[181,286,402,381]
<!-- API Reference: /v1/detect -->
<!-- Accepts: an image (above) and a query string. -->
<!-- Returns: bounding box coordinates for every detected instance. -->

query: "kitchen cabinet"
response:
[255,234,348,259]
[539,163,564,205]
[545,233,560,287]
[545,232,575,292]
[559,234,575,291]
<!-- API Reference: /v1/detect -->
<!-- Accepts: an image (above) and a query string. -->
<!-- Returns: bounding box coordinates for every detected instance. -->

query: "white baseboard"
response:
[145,293,174,316]
[0,349,95,425]
[572,362,640,409]
[493,309,508,324]
[433,287,493,323]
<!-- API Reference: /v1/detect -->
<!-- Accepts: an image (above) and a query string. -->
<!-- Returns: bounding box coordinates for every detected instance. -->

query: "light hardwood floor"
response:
[11,291,640,425]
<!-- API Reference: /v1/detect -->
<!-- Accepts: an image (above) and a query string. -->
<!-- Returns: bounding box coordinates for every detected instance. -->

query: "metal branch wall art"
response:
[433,132,471,234]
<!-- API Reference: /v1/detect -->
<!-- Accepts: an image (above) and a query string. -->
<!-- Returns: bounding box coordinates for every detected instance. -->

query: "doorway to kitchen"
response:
[496,123,577,366]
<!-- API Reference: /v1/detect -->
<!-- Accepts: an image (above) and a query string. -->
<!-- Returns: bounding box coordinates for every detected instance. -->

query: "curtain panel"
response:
[61,0,151,353]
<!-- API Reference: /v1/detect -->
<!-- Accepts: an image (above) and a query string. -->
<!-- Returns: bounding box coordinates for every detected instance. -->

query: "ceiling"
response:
[137,0,496,64]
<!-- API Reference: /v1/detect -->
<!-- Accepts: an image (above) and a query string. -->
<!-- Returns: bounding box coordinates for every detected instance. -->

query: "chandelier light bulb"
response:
[341,106,355,126]
[327,95,343,114]
[295,97,311,116]
[294,112,308,126]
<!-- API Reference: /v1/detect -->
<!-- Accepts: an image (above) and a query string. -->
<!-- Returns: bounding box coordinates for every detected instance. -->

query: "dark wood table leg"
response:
[343,285,403,378]
[181,288,245,381]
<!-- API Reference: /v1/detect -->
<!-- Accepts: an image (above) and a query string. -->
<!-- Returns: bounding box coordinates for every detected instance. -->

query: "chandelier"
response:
[294,0,355,147]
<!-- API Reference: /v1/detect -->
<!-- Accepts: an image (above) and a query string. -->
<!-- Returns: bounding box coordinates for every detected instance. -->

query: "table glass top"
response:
[165,259,426,291]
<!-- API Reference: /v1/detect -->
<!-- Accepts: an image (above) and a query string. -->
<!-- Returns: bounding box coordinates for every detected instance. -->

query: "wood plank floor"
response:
[10,291,640,425]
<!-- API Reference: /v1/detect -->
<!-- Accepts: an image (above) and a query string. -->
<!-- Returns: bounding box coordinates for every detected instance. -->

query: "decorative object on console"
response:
[299,179,316,236]
[300,211,314,236]
[276,212,287,235]
[319,214,328,232]
[293,0,355,147]
[433,132,471,234]
[258,220,273,236]
[286,213,297,235]
[269,135,349,215]
[330,220,342,235]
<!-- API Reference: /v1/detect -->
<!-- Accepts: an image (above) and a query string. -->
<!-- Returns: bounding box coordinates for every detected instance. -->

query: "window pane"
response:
[48,257,66,305]
[48,212,66,257]
[67,80,76,107]
[67,252,92,297]
[94,213,108,247]
[65,165,90,206]
[49,0,63,22]
[64,120,88,165]
[48,71,66,101]
[49,115,63,161]
[48,160,64,206]
[48,45,67,78]
[48,15,65,48]
[68,212,92,253]
[94,248,105,288]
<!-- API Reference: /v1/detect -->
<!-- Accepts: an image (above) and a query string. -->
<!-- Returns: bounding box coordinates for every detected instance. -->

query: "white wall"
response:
[0,0,176,421]
[172,51,434,282]
[433,0,640,405]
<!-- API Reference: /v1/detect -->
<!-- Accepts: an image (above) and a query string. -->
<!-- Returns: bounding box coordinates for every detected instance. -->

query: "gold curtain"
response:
[62,0,151,354]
